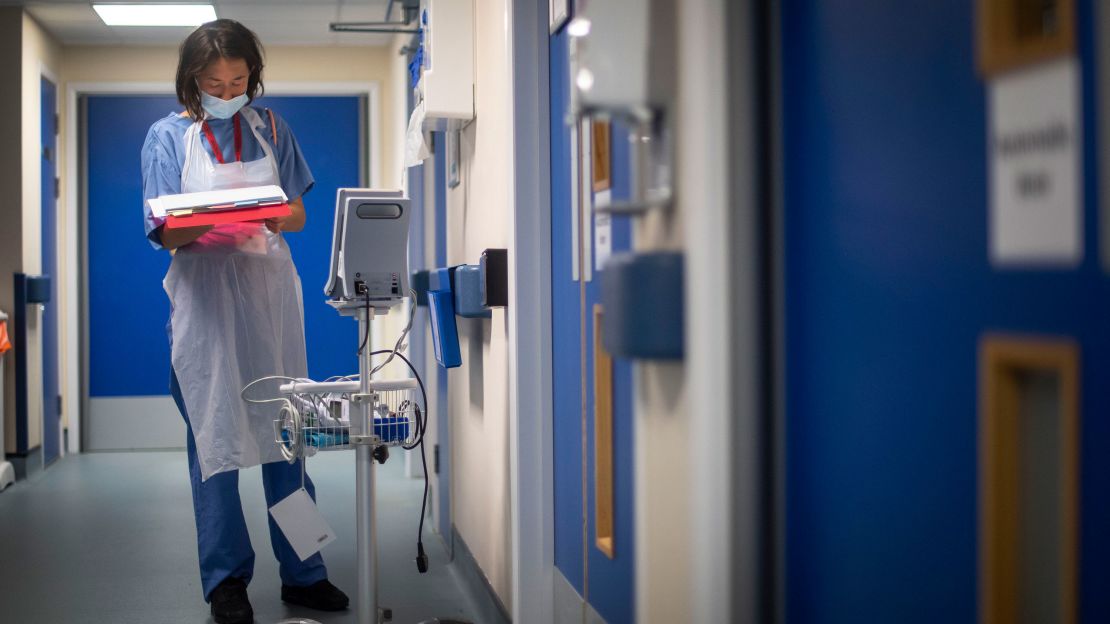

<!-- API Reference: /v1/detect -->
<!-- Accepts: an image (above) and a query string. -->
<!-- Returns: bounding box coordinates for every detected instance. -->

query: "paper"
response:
[989,57,1082,267]
[580,120,593,282]
[147,184,287,219]
[570,118,580,281]
[594,189,612,271]
[164,203,290,229]
[268,488,336,561]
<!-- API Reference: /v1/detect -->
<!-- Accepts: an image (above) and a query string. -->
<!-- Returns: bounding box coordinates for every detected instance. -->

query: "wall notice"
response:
[989,57,1082,267]
[594,189,612,272]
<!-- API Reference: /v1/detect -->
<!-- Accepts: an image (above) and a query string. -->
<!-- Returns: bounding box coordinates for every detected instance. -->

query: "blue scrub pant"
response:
[170,368,329,601]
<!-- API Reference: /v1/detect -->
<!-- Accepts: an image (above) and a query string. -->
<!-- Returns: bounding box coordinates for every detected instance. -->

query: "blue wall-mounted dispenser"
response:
[12,273,52,455]
[600,252,684,359]
[427,267,462,368]
[23,274,51,304]
[453,265,491,318]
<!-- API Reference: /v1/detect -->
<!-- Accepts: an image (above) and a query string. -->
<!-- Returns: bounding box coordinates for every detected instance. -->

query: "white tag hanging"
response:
[268,488,337,561]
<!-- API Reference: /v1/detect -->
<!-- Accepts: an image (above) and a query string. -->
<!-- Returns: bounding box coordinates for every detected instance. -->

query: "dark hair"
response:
[175,19,265,119]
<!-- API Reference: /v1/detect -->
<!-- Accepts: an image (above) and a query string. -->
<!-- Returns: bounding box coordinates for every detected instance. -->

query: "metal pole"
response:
[355,306,378,624]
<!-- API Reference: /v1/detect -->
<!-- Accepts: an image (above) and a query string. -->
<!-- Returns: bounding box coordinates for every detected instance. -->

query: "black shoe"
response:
[281,579,350,611]
[209,577,253,624]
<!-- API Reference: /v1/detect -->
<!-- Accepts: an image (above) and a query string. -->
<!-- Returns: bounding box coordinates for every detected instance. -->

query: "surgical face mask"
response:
[200,91,249,120]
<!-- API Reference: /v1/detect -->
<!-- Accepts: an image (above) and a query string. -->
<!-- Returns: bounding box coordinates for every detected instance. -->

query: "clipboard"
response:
[149,184,291,229]
[164,202,291,229]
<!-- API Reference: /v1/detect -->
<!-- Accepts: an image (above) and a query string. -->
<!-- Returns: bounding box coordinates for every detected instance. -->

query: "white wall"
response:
[631,28,694,624]
[635,0,742,620]
[444,0,515,610]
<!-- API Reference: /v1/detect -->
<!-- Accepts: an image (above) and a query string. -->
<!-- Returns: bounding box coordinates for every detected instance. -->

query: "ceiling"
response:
[9,0,400,46]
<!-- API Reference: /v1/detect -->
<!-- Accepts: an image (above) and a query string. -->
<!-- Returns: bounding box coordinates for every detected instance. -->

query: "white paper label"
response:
[268,488,336,561]
[570,120,580,281]
[594,189,612,271]
[581,120,594,283]
[989,57,1082,267]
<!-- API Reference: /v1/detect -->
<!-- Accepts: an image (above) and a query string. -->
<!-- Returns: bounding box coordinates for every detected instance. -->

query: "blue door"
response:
[781,1,1109,622]
[86,94,363,447]
[550,31,636,624]
[40,76,60,465]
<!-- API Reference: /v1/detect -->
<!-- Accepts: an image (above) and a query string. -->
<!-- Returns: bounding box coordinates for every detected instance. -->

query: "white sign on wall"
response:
[989,57,1082,267]
[594,189,612,271]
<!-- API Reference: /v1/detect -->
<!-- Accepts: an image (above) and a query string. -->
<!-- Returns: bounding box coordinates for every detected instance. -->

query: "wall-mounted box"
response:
[599,252,683,359]
[419,0,474,131]
[23,274,51,304]
[480,248,507,308]
[412,270,430,307]
[453,265,491,319]
[574,0,674,115]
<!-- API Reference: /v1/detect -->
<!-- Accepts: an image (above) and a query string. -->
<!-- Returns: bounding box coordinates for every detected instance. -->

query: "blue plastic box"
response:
[453,265,491,318]
[428,267,462,368]
[599,252,684,359]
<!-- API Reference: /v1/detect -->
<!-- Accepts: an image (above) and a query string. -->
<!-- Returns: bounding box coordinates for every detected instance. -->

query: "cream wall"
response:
[59,44,395,187]
[445,0,514,611]
[11,13,63,454]
[0,8,24,455]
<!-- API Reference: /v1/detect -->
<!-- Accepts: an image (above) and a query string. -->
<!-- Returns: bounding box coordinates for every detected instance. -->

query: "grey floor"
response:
[0,449,478,624]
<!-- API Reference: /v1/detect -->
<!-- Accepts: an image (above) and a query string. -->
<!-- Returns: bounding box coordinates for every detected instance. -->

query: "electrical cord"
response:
[357,291,372,354]
[244,306,429,573]
[241,375,313,463]
[368,349,430,573]
[358,289,417,367]
[367,289,418,376]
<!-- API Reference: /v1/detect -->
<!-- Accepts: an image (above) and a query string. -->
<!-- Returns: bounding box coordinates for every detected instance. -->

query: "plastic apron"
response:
[165,107,306,481]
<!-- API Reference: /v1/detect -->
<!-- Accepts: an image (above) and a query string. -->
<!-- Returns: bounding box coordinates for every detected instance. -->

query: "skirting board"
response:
[452,525,510,624]
[9,446,43,480]
[554,568,608,624]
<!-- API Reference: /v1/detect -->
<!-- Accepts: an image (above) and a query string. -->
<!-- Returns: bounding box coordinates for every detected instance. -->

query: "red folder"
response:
[165,203,291,229]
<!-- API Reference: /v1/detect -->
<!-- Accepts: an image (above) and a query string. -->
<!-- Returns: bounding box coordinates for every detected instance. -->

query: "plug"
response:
[373,445,389,464]
[416,541,429,573]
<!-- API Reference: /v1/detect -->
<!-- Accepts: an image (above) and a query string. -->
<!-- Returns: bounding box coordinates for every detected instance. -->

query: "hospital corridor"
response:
[0,1,1106,623]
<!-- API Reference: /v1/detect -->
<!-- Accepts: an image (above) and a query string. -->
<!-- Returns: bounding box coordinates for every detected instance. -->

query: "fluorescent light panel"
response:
[93,4,217,27]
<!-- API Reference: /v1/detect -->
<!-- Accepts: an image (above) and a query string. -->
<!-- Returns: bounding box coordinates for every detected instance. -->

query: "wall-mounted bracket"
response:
[331,0,421,33]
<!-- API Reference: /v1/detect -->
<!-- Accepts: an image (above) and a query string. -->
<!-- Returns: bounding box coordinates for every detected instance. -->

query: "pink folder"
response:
[165,203,291,229]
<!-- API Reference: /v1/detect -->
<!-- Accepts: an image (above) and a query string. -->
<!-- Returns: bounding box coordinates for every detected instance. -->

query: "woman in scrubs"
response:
[140,19,347,624]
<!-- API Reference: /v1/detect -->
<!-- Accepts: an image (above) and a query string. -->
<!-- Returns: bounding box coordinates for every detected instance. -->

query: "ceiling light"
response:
[93,4,217,27]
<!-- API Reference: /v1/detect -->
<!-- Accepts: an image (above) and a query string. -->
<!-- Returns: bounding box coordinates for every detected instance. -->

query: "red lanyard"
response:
[200,113,242,164]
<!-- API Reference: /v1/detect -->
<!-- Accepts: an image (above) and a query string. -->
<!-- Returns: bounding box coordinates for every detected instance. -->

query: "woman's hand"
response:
[159,223,213,249]
[266,197,306,233]
[264,214,288,233]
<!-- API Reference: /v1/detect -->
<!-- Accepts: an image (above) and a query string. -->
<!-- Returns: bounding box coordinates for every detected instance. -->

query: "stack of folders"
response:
[147,184,291,229]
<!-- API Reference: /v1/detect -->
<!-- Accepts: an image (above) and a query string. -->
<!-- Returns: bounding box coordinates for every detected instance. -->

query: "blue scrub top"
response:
[140,105,315,250]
